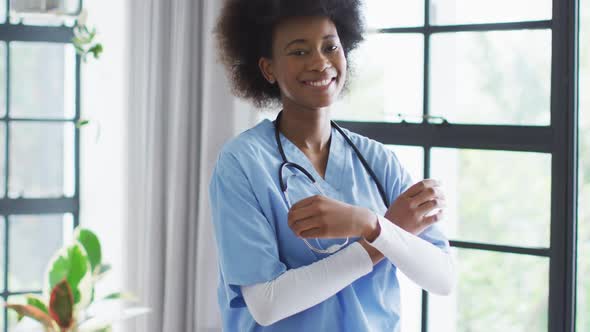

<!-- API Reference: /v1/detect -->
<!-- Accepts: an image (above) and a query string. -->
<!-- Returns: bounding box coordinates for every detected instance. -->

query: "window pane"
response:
[386,145,423,332]
[429,249,548,332]
[0,217,4,290]
[430,30,551,125]
[9,122,75,198]
[0,0,4,23]
[0,42,5,117]
[10,42,76,119]
[333,34,423,123]
[8,214,72,291]
[6,295,43,331]
[577,0,590,331]
[386,145,424,182]
[430,0,551,25]
[15,15,77,27]
[0,298,3,331]
[430,148,551,247]
[10,0,79,13]
[398,271,422,332]
[0,123,5,197]
[6,296,23,329]
[363,0,424,29]
[10,0,79,26]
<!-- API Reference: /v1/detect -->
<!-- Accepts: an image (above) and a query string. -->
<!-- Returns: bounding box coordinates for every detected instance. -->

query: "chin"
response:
[302,92,342,109]
[284,89,342,110]
[304,99,336,110]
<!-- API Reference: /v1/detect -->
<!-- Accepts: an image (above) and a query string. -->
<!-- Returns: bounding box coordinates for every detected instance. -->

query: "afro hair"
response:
[215,0,365,108]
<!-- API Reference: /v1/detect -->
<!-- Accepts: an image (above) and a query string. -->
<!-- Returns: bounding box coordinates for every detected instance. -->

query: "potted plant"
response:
[5,227,149,332]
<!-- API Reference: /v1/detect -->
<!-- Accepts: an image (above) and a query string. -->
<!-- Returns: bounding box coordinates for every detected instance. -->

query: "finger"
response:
[416,199,446,217]
[300,227,324,239]
[422,209,444,226]
[291,217,320,237]
[404,179,441,198]
[411,186,445,207]
[290,195,321,210]
[288,204,319,228]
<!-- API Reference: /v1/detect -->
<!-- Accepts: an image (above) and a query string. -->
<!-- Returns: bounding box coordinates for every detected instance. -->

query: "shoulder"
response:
[214,119,276,174]
[337,125,397,166]
[336,124,411,200]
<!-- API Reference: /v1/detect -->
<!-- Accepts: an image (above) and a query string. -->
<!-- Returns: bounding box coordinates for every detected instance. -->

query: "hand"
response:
[385,179,446,235]
[288,195,378,240]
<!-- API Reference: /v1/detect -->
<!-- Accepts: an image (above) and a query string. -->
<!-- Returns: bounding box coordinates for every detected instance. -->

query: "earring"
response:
[269,78,275,84]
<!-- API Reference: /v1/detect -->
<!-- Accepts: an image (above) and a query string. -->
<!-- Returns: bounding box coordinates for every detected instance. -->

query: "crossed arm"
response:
[242,180,455,326]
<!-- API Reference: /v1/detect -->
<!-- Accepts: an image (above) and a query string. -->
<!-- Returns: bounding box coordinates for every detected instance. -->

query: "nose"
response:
[307,50,331,72]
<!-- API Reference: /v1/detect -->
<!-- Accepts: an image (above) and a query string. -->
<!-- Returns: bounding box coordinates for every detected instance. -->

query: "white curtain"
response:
[124,0,257,331]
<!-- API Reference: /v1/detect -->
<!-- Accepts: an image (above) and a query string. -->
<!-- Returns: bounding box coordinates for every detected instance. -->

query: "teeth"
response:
[306,78,333,87]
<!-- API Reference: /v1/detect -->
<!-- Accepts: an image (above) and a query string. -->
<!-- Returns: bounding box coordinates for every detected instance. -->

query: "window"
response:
[334,0,579,331]
[0,2,81,331]
[577,1,589,331]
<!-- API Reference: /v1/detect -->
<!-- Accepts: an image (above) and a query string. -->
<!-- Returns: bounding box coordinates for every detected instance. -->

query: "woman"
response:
[210,1,455,331]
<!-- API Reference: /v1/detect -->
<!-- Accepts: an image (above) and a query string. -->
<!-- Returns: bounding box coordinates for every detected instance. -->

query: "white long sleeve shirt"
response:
[241,215,455,326]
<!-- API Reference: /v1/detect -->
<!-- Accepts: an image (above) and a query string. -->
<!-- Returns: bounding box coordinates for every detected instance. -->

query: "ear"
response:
[258,57,276,84]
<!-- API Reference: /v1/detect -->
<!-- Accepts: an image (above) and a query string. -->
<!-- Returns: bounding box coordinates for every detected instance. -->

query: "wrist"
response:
[360,210,381,242]
[359,238,384,265]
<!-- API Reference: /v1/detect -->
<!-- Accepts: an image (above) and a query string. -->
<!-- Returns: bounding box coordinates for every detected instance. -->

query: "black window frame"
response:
[0,1,81,331]
[337,0,579,331]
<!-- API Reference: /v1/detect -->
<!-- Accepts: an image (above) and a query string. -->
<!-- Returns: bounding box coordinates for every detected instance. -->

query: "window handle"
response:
[396,113,450,125]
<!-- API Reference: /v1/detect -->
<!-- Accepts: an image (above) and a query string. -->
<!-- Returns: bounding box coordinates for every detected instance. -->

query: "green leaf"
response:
[71,23,103,63]
[75,228,102,273]
[73,35,90,45]
[93,328,113,332]
[49,279,74,329]
[76,32,92,43]
[89,44,103,59]
[5,304,59,331]
[77,119,90,128]
[45,243,92,307]
[102,292,138,302]
[26,294,48,314]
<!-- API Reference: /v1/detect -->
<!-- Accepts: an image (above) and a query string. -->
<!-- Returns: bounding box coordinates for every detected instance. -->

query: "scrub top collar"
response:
[268,119,349,193]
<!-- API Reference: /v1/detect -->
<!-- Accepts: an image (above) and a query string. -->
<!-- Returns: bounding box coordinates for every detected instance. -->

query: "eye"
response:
[325,45,339,53]
[289,50,308,56]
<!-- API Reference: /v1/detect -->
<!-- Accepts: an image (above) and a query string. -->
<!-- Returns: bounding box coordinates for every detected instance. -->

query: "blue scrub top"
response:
[209,119,449,332]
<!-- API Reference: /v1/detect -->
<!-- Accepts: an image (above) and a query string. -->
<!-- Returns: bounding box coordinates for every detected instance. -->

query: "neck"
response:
[278,106,332,153]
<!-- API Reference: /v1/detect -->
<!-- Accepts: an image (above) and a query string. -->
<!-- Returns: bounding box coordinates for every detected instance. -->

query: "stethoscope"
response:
[274,111,390,254]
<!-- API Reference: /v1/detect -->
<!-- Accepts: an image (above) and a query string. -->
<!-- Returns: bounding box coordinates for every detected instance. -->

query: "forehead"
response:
[272,16,339,45]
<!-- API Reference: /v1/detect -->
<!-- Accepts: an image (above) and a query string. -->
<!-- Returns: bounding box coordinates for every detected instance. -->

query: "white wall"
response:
[79,0,128,329]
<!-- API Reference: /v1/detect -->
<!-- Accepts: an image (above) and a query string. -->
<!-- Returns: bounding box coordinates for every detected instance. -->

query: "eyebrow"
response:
[283,34,337,50]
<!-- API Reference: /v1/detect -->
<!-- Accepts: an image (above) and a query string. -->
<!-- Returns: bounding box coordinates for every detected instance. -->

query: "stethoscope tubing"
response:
[274,111,389,207]
[273,111,390,255]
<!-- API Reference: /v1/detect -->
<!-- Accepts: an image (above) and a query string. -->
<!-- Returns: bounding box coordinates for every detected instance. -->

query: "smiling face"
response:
[258,16,347,111]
